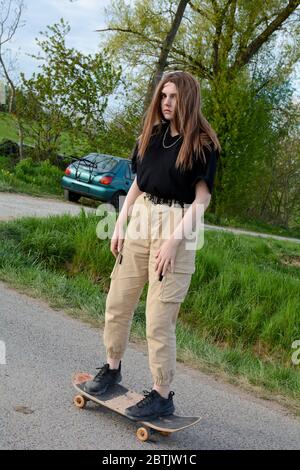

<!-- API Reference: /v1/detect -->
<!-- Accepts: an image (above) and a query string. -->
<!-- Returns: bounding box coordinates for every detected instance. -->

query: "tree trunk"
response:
[142,0,190,116]
[16,116,24,160]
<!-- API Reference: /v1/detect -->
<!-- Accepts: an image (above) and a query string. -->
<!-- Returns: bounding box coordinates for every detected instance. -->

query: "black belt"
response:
[144,192,185,208]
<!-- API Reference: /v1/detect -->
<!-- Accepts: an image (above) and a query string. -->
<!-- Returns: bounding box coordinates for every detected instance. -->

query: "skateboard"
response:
[72,373,201,442]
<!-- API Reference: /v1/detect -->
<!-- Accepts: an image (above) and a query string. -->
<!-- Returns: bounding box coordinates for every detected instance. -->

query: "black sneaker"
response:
[84,362,122,395]
[124,389,175,421]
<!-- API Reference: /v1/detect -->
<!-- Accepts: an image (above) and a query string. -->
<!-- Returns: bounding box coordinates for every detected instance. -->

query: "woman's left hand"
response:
[155,239,180,278]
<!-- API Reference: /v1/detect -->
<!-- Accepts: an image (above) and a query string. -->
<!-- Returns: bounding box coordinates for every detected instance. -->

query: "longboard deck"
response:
[73,373,201,434]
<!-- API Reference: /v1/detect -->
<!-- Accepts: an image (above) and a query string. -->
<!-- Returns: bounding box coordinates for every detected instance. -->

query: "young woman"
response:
[84,70,221,421]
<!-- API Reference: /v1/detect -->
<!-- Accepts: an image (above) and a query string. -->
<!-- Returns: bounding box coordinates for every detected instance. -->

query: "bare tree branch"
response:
[0,0,23,47]
[231,0,300,72]
[94,27,162,49]
[188,0,214,22]
[169,44,212,77]
[221,0,237,62]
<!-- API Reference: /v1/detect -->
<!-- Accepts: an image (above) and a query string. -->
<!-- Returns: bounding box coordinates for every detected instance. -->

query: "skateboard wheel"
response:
[136,427,150,442]
[73,395,87,409]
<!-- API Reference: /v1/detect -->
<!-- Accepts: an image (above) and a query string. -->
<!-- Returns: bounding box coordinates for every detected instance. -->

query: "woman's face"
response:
[160,81,178,121]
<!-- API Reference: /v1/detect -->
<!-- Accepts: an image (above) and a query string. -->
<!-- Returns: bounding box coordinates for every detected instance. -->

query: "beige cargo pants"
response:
[103,192,196,386]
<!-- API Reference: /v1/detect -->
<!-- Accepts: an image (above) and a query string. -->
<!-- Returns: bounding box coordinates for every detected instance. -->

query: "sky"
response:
[3,0,123,113]
[6,0,112,79]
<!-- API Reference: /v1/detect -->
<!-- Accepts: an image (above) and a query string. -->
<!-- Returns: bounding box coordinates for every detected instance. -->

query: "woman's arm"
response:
[117,176,143,228]
[111,177,143,256]
[170,180,211,244]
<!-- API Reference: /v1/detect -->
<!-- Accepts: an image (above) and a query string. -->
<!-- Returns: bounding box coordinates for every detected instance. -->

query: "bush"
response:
[0,139,19,157]
[0,155,13,171]
[14,157,63,192]
[0,156,63,195]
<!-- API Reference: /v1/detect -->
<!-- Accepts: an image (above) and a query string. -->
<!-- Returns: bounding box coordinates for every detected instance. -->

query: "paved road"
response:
[0,192,94,221]
[1,282,300,450]
[205,223,300,244]
[0,192,299,244]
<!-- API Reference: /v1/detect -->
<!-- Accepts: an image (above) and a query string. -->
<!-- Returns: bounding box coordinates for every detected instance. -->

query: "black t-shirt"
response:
[131,121,219,204]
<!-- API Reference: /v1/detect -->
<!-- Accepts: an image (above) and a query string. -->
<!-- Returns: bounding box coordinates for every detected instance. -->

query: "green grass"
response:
[0,112,18,142]
[0,155,63,197]
[0,112,34,145]
[0,213,299,412]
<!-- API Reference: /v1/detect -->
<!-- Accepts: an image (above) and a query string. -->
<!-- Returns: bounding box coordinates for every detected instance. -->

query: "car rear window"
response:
[78,154,118,172]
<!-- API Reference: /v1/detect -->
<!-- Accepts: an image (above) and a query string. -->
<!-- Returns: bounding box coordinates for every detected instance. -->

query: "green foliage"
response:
[16,18,122,161]
[96,99,144,158]
[0,156,63,195]
[14,157,61,181]
[99,0,300,228]
[0,113,25,143]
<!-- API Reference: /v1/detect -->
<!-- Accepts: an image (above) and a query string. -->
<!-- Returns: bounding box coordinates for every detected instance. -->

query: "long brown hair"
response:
[136,71,221,172]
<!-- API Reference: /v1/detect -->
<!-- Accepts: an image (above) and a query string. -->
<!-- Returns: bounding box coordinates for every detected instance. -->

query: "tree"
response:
[0,0,26,158]
[17,19,122,161]
[97,0,191,115]
[258,102,300,227]
[97,1,299,83]
[96,0,300,221]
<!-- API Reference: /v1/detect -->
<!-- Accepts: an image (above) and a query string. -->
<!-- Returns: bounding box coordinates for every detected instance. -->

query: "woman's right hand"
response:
[111,222,125,258]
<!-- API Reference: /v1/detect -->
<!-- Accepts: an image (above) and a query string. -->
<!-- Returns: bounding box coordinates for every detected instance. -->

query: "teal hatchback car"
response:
[61,153,136,210]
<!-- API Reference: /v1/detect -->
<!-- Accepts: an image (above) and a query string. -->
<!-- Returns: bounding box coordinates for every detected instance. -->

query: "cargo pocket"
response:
[109,246,143,280]
[174,240,196,275]
[109,251,123,279]
[158,269,193,303]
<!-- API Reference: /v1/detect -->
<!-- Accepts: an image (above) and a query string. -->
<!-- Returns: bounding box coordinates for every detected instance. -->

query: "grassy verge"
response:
[0,155,64,198]
[0,113,33,144]
[0,212,299,413]
[0,155,102,208]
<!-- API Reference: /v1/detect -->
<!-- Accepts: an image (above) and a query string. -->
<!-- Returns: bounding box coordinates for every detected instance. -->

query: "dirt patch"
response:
[281,256,300,268]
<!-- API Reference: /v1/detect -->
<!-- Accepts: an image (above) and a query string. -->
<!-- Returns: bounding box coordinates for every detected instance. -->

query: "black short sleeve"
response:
[130,140,139,174]
[191,146,219,195]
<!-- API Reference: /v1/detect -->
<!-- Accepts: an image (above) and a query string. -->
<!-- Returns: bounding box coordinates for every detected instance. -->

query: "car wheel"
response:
[110,191,125,211]
[64,189,81,202]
